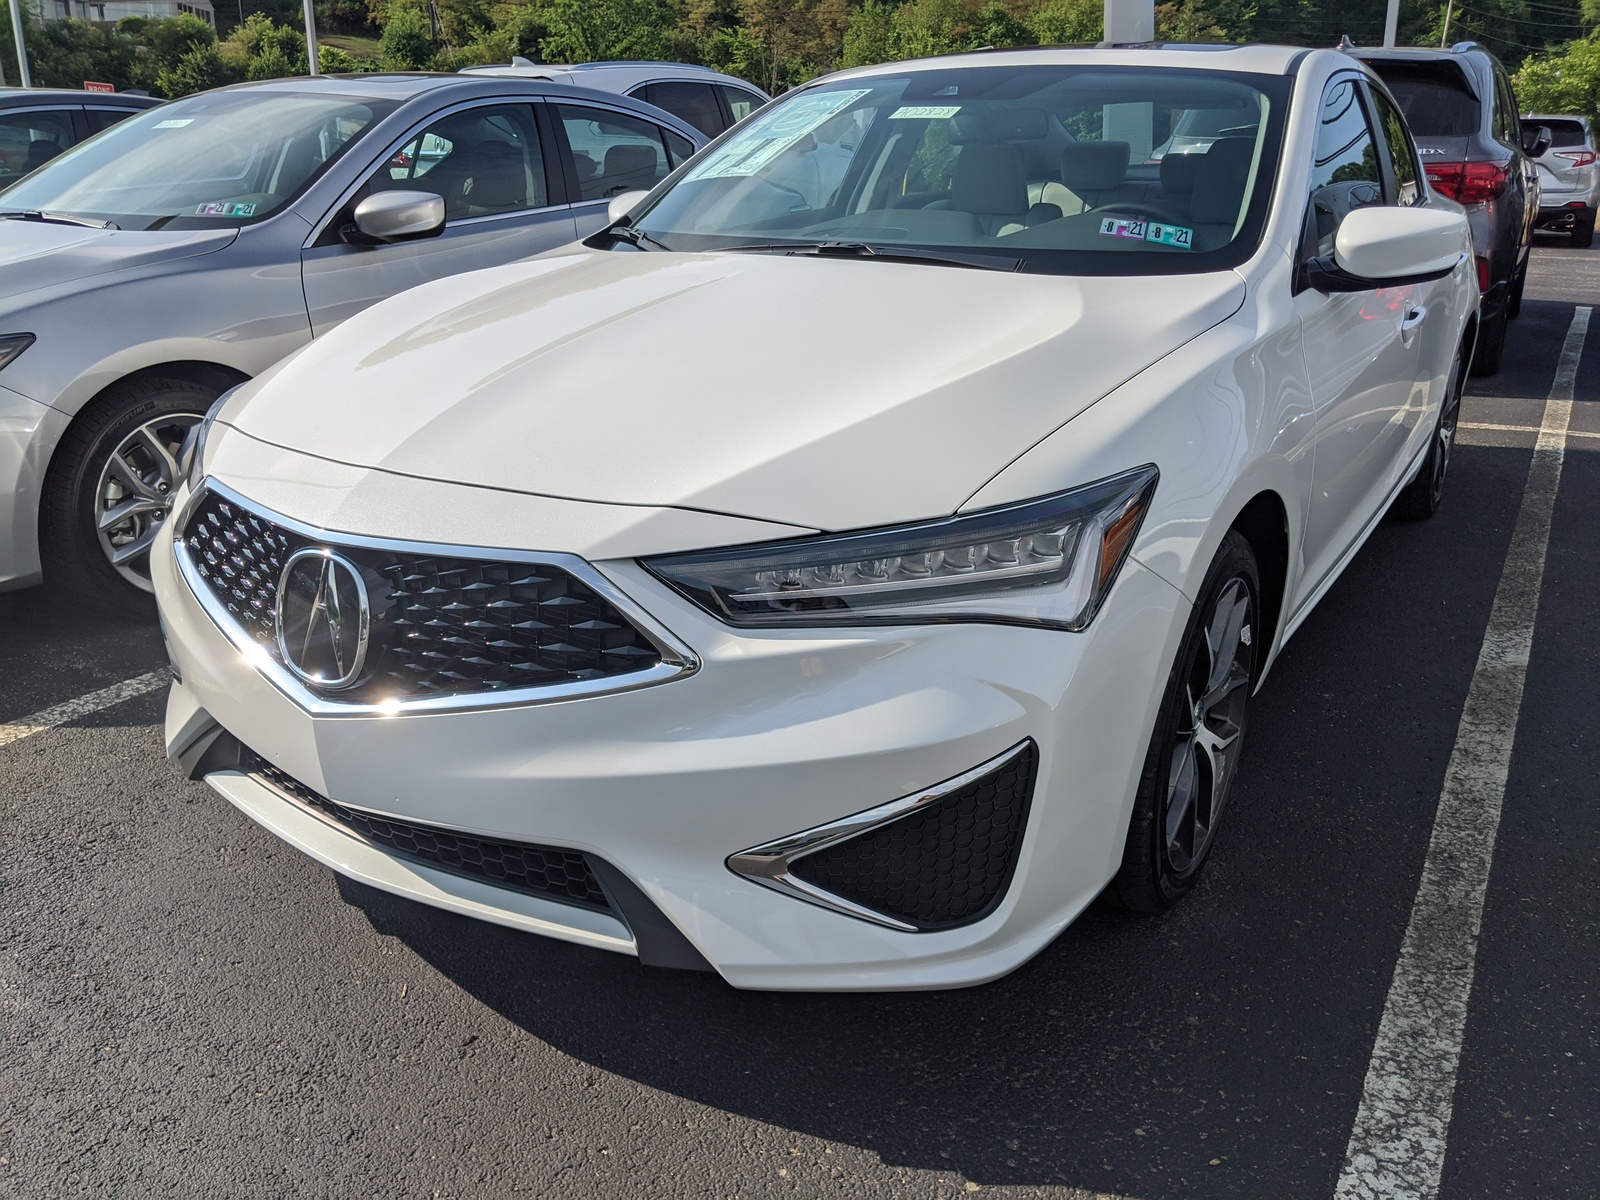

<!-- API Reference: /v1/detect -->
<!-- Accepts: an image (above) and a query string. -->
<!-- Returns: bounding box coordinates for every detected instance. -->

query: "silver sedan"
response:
[0,74,705,605]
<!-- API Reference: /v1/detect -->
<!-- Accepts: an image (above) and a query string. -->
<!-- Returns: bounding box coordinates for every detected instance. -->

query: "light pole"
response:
[1103,0,1155,161]
[302,0,319,74]
[8,0,32,89]
[1384,0,1401,46]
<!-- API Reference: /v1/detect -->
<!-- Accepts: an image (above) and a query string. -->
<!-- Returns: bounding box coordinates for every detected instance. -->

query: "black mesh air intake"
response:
[246,754,611,913]
[182,488,663,701]
[790,741,1037,930]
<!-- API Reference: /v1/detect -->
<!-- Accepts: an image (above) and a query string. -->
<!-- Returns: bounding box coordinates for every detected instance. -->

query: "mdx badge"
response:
[275,548,371,689]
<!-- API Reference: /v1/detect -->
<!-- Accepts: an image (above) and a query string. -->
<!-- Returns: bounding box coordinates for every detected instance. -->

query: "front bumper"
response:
[153,468,1189,991]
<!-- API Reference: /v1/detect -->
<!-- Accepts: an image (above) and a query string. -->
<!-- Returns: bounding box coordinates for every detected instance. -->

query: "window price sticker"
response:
[1098,217,1195,249]
[194,202,256,217]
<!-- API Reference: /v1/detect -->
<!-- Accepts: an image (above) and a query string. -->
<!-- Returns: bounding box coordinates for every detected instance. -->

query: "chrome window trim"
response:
[174,477,700,718]
[726,740,1035,933]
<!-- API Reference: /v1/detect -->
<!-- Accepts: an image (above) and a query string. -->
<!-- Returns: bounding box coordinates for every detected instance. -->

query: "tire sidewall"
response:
[44,383,217,603]
[1136,532,1261,908]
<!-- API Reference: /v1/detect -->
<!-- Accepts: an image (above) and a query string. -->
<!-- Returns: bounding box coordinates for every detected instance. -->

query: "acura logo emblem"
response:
[275,548,371,690]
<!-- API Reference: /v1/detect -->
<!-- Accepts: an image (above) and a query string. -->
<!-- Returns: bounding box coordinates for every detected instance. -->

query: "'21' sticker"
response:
[1099,216,1195,249]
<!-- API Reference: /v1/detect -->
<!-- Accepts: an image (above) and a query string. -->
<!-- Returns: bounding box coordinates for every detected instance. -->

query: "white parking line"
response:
[0,669,168,750]
[1333,306,1591,1200]
[1459,421,1600,440]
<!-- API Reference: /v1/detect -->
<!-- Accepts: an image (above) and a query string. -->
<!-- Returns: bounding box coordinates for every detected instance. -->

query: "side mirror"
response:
[1522,124,1552,158]
[350,191,445,243]
[606,189,651,225]
[1305,206,1469,293]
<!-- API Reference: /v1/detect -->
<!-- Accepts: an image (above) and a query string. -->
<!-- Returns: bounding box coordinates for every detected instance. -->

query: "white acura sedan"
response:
[152,45,1476,991]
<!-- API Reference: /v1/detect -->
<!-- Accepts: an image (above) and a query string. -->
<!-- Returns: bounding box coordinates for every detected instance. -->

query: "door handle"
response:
[1401,304,1428,345]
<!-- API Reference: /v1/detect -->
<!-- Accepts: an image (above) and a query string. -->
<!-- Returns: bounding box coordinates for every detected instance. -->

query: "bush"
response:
[379,5,437,68]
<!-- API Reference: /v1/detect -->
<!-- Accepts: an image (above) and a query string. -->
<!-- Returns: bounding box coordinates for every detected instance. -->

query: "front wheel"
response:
[1111,531,1260,912]
[1394,346,1465,521]
[1471,304,1507,377]
[41,378,217,608]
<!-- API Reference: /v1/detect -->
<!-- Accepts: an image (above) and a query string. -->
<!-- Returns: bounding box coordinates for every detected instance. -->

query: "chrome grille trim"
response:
[173,478,699,717]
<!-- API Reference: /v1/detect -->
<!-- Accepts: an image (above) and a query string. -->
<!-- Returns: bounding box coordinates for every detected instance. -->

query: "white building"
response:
[46,0,215,25]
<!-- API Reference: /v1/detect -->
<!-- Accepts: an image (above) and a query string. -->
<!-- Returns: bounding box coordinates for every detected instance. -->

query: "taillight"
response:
[1425,161,1510,204]
[1555,150,1597,167]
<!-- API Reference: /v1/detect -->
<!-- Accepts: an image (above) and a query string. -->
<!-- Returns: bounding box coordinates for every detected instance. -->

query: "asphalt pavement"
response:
[2,241,1595,1199]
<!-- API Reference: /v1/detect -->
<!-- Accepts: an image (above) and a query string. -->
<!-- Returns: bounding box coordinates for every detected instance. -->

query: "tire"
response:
[1506,260,1527,320]
[1395,344,1465,521]
[1111,531,1260,913]
[1573,213,1595,249]
[1471,303,1507,377]
[41,377,218,609]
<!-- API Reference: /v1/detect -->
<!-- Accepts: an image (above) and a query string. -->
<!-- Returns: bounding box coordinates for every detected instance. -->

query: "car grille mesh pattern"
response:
[247,754,612,912]
[182,489,663,702]
[790,742,1038,930]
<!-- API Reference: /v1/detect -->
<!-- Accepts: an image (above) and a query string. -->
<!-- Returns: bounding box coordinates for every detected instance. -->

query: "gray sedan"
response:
[0,74,704,603]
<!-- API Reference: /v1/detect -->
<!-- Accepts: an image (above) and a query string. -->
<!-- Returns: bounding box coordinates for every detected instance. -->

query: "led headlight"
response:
[644,465,1158,631]
[178,387,237,488]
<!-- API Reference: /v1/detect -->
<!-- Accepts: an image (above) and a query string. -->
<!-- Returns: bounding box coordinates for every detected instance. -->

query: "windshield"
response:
[0,91,394,230]
[629,64,1289,274]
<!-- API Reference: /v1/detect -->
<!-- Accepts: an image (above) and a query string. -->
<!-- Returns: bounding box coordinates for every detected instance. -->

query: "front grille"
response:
[247,754,611,912]
[790,742,1038,930]
[182,488,664,702]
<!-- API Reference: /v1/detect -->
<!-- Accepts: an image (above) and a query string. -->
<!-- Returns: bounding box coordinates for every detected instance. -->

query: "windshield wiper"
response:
[0,210,119,230]
[717,241,1022,272]
[604,223,671,251]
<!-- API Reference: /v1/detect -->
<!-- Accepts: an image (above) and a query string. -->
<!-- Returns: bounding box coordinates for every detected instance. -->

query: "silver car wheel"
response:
[1164,577,1255,874]
[93,413,202,592]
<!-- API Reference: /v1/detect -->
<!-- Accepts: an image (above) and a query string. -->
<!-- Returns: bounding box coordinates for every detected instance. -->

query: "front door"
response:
[1294,75,1428,594]
[301,102,576,336]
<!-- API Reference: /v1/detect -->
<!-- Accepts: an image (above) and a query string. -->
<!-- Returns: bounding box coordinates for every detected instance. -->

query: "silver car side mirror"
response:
[607,190,651,226]
[352,191,445,243]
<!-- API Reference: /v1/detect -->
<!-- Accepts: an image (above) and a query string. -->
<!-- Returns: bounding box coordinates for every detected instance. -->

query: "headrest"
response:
[604,144,658,178]
[26,139,63,170]
[1060,141,1130,192]
[1159,151,1205,197]
[947,107,1048,144]
[1191,138,1255,225]
[951,142,1027,216]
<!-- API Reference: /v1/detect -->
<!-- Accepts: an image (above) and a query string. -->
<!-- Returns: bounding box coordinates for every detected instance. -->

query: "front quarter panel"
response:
[963,251,1315,672]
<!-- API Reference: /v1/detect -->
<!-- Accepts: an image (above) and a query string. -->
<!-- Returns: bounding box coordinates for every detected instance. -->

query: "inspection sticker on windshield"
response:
[195,202,255,217]
[889,105,961,120]
[1144,221,1194,249]
[154,118,193,128]
[685,89,870,182]
[1099,217,1148,240]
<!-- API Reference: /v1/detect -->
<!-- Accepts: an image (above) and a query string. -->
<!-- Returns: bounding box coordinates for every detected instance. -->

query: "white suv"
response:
[461,60,768,137]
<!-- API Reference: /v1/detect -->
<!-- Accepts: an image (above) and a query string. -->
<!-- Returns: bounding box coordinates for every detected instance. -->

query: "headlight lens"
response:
[0,333,35,373]
[644,465,1158,631]
[179,388,237,488]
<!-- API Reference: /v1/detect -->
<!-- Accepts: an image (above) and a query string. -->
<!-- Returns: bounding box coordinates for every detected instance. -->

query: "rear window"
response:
[1364,63,1479,138]
[1527,118,1588,148]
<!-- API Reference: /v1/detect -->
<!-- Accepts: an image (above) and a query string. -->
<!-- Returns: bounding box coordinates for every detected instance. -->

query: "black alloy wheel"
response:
[1396,346,1465,520]
[1112,531,1260,912]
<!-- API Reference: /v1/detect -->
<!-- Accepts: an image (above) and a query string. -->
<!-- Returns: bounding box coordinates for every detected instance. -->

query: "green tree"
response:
[378,4,437,65]
[1026,0,1100,44]
[158,43,240,95]
[1516,38,1600,122]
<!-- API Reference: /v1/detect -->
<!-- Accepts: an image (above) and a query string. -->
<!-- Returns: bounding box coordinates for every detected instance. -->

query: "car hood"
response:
[224,248,1245,531]
[0,221,237,304]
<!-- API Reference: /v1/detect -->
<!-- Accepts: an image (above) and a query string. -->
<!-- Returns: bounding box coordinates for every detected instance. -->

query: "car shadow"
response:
[332,439,1536,1198]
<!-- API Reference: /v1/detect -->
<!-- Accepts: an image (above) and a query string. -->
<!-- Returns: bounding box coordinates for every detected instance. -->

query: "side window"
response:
[556,104,673,201]
[717,86,764,126]
[85,108,142,135]
[364,104,547,223]
[663,128,696,168]
[1307,78,1384,259]
[638,82,725,137]
[1494,70,1520,145]
[0,109,77,186]
[1370,89,1423,207]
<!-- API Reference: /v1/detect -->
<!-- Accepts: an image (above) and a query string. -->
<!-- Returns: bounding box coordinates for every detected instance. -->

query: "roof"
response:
[460,60,770,98]
[0,88,162,108]
[823,43,1314,81]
